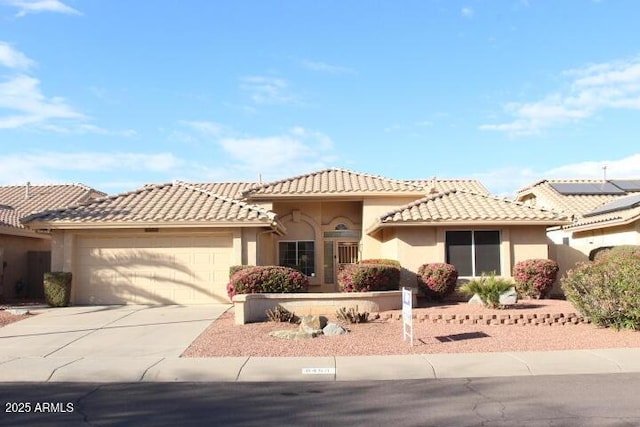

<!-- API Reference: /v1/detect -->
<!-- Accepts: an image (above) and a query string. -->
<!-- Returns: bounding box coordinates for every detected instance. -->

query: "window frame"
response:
[445,230,501,277]
[278,240,316,277]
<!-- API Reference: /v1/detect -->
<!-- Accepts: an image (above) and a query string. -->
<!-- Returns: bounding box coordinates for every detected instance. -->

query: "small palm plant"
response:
[460,273,514,309]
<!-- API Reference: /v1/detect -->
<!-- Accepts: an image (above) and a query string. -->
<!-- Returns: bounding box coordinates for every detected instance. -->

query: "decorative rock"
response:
[7,308,29,316]
[269,330,317,340]
[323,322,348,336]
[468,294,483,305]
[499,287,518,305]
[299,315,326,335]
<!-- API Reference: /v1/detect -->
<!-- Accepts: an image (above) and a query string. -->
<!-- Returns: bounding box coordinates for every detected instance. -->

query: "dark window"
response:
[445,230,501,276]
[278,241,315,276]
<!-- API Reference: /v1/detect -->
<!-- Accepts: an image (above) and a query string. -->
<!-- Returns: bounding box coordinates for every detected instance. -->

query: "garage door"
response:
[75,234,233,304]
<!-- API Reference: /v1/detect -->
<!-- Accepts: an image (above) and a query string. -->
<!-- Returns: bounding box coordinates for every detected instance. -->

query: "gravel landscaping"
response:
[0,310,32,327]
[182,300,640,358]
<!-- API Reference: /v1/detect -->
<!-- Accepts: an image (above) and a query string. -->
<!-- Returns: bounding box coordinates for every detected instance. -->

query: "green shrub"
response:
[43,272,72,307]
[512,259,559,299]
[459,273,514,309]
[336,306,369,324]
[337,263,400,292]
[229,265,253,278]
[592,245,640,261]
[561,252,640,330]
[359,259,401,268]
[226,266,309,298]
[417,263,458,300]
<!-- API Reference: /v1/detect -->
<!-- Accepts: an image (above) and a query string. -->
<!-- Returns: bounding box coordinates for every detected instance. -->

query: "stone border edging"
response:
[374,311,591,326]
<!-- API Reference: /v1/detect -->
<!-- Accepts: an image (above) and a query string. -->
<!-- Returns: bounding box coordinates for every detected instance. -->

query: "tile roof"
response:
[564,193,640,231]
[0,183,105,231]
[244,168,486,198]
[187,182,259,199]
[368,190,569,234]
[405,179,489,195]
[515,179,629,218]
[22,181,282,230]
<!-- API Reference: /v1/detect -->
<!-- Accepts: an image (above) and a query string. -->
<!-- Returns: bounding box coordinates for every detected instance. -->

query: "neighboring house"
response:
[515,179,640,291]
[0,183,105,300]
[23,169,569,305]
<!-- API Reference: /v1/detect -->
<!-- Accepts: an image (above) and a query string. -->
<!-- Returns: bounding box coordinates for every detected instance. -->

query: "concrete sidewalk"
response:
[1,305,640,383]
[1,348,640,383]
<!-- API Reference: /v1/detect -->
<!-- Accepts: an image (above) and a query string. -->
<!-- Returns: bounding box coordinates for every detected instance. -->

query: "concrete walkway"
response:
[1,305,640,383]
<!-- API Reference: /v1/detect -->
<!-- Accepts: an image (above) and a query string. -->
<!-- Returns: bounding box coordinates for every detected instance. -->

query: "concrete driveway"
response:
[0,304,230,358]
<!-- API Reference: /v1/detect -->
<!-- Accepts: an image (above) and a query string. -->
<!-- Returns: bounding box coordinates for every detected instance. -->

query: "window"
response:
[445,230,501,276]
[278,241,315,276]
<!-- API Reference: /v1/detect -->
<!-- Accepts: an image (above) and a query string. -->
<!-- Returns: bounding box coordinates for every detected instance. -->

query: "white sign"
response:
[402,287,413,346]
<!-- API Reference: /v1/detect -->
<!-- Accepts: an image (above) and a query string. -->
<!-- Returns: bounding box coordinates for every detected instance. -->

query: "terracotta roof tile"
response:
[515,179,632,218]
[0,183,105,230]
[371,190,568,232]
[244,168,486,197]
[22,181,281,229]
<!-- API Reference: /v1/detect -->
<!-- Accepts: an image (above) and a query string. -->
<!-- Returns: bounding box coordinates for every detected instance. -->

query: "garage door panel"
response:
[75,234,233,304]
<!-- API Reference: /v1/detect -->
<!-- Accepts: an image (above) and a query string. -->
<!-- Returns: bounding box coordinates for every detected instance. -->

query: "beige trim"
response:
[366,219,571,235]
[0,226,51,239]
[26,219,286,232]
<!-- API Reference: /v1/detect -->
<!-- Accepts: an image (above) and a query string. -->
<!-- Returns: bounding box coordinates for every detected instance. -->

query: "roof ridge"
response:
[174,181,275,219]
[245,167,424,194]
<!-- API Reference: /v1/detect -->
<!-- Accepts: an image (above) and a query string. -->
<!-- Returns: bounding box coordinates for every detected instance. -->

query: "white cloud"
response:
[0,151,184,186]
[218,127,336,176]
[0,42,34,70]
[474,152,640,197]
[239,75,297,105]
[0,74,85,128]
[301,60,356,75]
[481,57,640,136]
[461,7,474,18]
[2,0,82,17]
[179,120,224,136]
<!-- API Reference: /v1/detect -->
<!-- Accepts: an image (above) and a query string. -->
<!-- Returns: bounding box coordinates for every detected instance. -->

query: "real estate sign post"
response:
[402,287,413,346]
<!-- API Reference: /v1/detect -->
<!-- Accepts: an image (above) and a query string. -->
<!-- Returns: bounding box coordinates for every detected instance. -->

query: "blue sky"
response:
[1,0,640,197]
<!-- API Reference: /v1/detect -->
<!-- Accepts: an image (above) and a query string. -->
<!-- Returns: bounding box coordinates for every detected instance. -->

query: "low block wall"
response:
[232,290,415,325]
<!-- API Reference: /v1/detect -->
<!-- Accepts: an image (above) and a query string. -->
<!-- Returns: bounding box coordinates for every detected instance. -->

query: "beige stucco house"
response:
[23,169,569,305]
[0,183,105,300]
[515,179,640,287]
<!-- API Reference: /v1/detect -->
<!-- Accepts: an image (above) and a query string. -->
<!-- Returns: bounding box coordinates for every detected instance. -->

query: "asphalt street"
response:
[1,373,639,426]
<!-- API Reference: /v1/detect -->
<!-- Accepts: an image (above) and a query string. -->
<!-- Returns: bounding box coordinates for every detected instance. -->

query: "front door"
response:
[324,241,359,288]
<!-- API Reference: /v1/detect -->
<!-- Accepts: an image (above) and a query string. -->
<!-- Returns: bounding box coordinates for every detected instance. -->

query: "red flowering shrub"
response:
[512,259,559,299]
[229,265,253,278]
[417,263,458,300]
[338,263,401,292]
[226,266,309,298]
[359,259,401,268]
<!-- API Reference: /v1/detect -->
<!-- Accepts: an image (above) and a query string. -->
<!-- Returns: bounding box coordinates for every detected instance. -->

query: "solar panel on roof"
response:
[549,182,626,195]
[610,180,640,192]
[584,193,640,217]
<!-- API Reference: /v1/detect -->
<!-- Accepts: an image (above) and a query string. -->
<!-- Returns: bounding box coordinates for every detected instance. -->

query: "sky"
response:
[1,0,640,197]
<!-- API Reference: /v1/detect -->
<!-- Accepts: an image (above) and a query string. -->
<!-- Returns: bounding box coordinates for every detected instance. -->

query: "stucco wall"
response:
[377,224,551,289]
[0,233,50,300]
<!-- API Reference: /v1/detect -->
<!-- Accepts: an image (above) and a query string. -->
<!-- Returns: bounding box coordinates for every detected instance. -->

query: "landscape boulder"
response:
[323,323,348,336]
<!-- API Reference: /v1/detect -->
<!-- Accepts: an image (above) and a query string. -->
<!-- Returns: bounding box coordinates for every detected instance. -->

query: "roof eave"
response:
[245,191,427,200]
[23,219,281,231]
[367,219,571,235]
[0,225,51,239]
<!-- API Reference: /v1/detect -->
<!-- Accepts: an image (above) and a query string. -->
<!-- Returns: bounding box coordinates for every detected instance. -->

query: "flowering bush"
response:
[359,259,401,268]
[562,251,640,330]
[512,259,559,299]
[229,265,253,278]
[337,263,400,292]
[592,245,640,261]
[226,266,309,298]
[417,263,458,300]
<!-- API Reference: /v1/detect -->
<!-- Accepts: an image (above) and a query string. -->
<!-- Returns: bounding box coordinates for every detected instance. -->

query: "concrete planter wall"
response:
[232,290,416,325]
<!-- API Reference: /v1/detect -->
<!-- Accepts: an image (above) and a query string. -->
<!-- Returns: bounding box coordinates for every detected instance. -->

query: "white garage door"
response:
[75,234,233,304]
